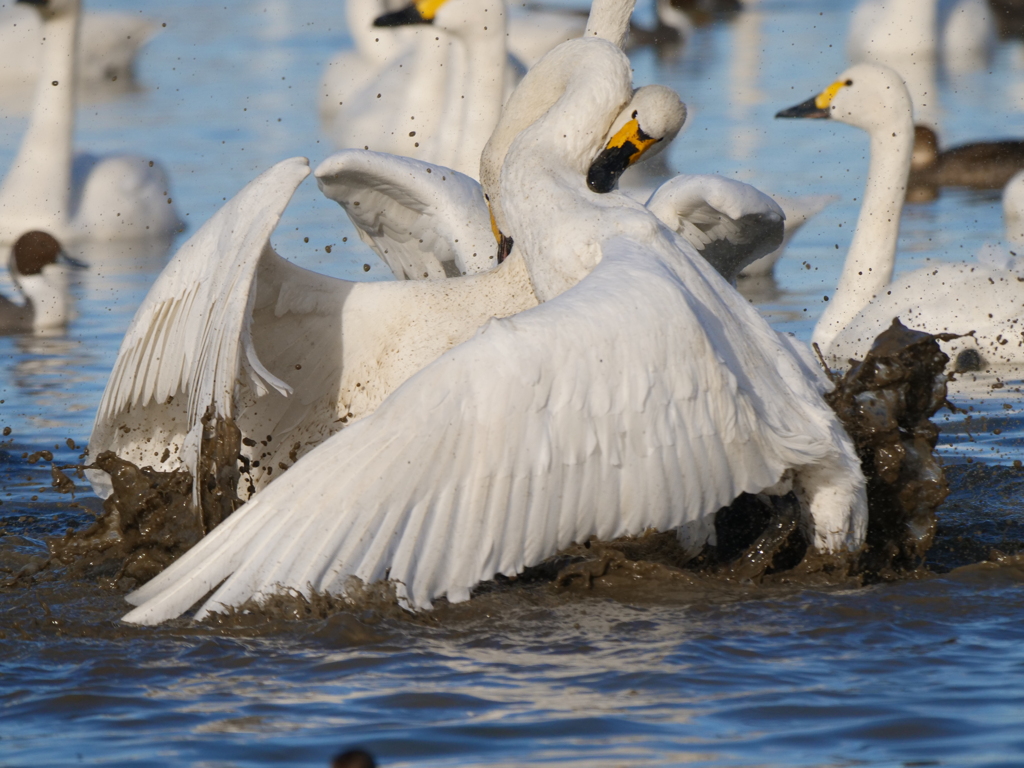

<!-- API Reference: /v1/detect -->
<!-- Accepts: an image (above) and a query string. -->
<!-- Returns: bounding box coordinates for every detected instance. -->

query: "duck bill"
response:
[586,118,659,194]
[374,0,445,26]
[776,96,831,119]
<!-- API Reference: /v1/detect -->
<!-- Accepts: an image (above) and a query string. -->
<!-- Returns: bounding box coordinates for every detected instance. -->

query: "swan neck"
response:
[813,123,913,353]
[585,0,637,48]
[454,32,507,177]
[0,11,78,238]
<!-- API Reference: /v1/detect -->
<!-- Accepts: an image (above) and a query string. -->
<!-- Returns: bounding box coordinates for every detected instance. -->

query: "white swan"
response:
[0,230,78,333]
[0,0,182,244]
[86,45,691,502]
[119,37,866,626]
[323,0,519,178]
[85,156,537,502]
[777,63,1024,370]
[848,0,995,67]
[0,2,156,92]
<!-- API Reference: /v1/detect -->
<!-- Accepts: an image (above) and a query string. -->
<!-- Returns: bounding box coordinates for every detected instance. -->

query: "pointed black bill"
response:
[776,96,830,119]
[497,233,514,264]
[587,142,638,194]
[374,5,431,26]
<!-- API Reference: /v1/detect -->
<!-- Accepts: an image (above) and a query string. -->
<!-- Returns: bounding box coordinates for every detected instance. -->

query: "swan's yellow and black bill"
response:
[374,0,447,26]
[776,80,847,119]
[587,119,659,194]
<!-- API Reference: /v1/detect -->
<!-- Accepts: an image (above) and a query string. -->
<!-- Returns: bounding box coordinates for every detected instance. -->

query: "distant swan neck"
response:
[585,0,638,49]
[453,23,508,177]
[813,120,914,354]
[0,10,78,239]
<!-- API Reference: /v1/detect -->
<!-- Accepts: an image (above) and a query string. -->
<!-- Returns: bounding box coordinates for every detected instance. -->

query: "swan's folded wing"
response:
[87,157,310,497]
[315,150,497,280]
[123,237,846,625]
[646,174,785,281]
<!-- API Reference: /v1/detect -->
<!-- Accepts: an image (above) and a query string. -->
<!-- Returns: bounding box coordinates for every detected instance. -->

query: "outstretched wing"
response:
[646,174,785,281]
[316,150,497,280]
[123,236,851,625]
[88,158,312,498]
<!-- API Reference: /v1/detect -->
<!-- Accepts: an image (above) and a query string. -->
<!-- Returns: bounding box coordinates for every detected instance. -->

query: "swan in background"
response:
[506,0,691,67]
[778,63,1024,370]
[87,41,689,503]
[907,124,1024,200]
[849,0,996,70]
[318,0,419,118]
[120,38,865,626]
[0,2,156,91]
[324,0,519,177]
[0,0,182,244]
[0,230,79,333]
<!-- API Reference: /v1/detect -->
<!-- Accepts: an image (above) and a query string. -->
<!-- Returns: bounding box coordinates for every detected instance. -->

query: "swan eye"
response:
[845,79,853,86]
[631,110,638,119]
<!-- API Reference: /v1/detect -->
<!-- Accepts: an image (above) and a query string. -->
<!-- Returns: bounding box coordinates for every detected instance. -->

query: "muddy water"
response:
[3,0,1024,765]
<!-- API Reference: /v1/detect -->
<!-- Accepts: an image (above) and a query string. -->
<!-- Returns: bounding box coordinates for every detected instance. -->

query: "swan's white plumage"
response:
[123,235,863,625]
[0,4,155,90]
[0,0,180,243]
[315,150,495,279]
[646,174,785,281]
[121,37,866,626]
[87,154,539,500]
[324,0,518,178]
[88,158,311,499]
[781,63,1024,368]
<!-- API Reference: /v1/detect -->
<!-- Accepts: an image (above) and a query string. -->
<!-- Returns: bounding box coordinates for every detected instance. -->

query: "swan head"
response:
[15,0,78,21]
[775,63,913,135]
[587,84,687,193]
[374,0,504,37]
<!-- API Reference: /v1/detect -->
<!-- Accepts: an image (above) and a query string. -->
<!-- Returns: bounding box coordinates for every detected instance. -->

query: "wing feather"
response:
[646,174,785,281]
[123,235,857,625]
[315,150,497,279]
[88,158,311,497]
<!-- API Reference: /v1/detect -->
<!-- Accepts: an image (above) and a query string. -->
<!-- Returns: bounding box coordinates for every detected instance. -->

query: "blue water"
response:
[2,0,1024,765]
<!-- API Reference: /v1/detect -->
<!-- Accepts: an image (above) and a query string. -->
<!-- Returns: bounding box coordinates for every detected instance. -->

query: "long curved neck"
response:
[481,0,636,229]
[501,42,637,301]
[585,0,637,48]
[451,23,507,177]
[813,120,913,354]
[0,10,77,239]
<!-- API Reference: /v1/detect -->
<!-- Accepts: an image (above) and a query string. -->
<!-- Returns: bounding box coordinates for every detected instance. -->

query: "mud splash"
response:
[25,412,245,591]
[9,321,978,621]
[500,319,964,604]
